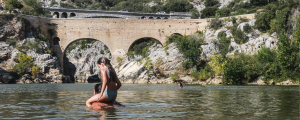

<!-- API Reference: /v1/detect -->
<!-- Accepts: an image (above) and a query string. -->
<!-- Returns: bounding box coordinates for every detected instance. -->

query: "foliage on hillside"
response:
[201,0,292,18]
[4,0,51,17]
[255,0,299,33]
[166,32,204,70]
[61,0,196,13]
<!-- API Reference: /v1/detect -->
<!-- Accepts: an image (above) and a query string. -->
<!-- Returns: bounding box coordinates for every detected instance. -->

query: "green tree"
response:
[190,9,200,19]
[163,0,194,13]
[204,0,219,7]
[20,6,35,15]
[201,7,218,18]
[4,0,23,11]
[23,0,46,16]
[15,53,35,75]
[167,34,203,69]
[216,7,231,17]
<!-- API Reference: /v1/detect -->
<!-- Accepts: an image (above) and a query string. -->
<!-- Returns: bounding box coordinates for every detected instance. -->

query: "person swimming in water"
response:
[86,57,122,108]
[178,82,183,88]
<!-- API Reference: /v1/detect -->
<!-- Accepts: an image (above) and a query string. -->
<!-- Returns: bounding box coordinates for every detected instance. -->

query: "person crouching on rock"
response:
[86,57,122,108]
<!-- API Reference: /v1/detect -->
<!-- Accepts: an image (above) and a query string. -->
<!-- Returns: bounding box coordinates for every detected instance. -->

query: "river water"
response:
[0,84,298,119]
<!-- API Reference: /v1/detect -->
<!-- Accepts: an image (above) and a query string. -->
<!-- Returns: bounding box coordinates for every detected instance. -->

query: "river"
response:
[0,84,298,119]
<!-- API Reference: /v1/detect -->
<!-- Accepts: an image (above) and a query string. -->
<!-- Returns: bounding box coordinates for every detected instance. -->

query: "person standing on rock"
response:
[86,57,122,108]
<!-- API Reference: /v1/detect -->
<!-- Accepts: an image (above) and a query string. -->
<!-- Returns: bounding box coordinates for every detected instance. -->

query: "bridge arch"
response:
[53,12,59,18]
[171,33,183,36]
[61,12,68,18]
[63,38,112,82]
[63,38,112,57]
[128,37,163,53]
[70,13,76,17]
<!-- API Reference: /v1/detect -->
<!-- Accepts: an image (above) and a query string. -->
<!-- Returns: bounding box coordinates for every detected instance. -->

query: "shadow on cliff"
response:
[0,66,16,84]
[63,56,76,83]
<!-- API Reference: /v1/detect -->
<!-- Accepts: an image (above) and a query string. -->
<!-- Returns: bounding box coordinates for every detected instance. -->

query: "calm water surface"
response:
[0,84,299,119]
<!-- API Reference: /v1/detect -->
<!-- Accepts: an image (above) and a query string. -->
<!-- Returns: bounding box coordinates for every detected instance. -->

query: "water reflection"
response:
[0,84,298,119]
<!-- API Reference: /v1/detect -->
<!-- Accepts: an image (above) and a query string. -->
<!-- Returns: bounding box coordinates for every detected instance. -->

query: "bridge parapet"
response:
[47,8,191,19]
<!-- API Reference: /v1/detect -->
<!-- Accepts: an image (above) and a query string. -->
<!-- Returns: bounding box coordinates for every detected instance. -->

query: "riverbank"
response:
[120,76,299,85]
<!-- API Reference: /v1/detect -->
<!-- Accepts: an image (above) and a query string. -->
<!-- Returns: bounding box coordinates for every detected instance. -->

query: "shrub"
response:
[217,36,231,58]
[171,71,180,81]
[0,14,15,22]
[250,0,268,6]
[243,23,252,33]
[231,17,237,24]
[23,0,48,16]
[143,57,153,76]
[37,34,48,42]
[191,65,215,81]
[166,35,203,69]
[31,65,39,79]
[223,53,258,84]
[204,0,219,7]
[44,48,52,54]
[209,54,225,76]
[116,57,123,69]
[4,0,23,11]
[216,7,231,17]
[5,38,18,47]
[231,26,249,44]
[154,57,166,78]
[209,17,223,30]
[15,53,35,75]
[21,6,34,15]
[191,9,200,19]
[163,0,194,13]
[201,7,218,18]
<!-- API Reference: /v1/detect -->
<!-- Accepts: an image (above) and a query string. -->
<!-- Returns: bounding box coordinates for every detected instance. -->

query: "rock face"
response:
[0,42,13,61]
[117,43,183,84]
[0,68,13,84]
[202,20,278,59]
[0,15,69,84]
[64,41,111,83]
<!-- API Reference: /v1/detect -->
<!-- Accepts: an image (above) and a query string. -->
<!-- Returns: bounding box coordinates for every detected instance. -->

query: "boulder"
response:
[0,73,13,84]
[180,76,193,83]
[16,74,32,84]
[206,76,223,85]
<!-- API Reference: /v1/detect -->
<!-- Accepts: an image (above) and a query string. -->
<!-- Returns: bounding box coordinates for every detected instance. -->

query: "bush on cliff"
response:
[15,53,37,75]
[4,0,23,11]
[162,0,194,13]
[191,65,215,81]
[166,33,203,70]
[209,16,223,30]
[201,7,218,18]
[255,1,299,33]
[231,25,249,44]
[5,38,18,47]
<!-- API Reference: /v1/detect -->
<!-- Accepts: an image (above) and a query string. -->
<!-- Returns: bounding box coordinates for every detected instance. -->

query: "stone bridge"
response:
[47,8,191,19]
[23,14,255,65]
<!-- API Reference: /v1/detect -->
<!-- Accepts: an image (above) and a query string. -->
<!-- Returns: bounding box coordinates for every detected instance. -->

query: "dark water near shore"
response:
[0,84,299,119]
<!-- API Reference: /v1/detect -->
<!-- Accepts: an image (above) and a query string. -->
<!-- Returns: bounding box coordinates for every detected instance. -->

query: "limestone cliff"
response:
[0,15,68,84]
